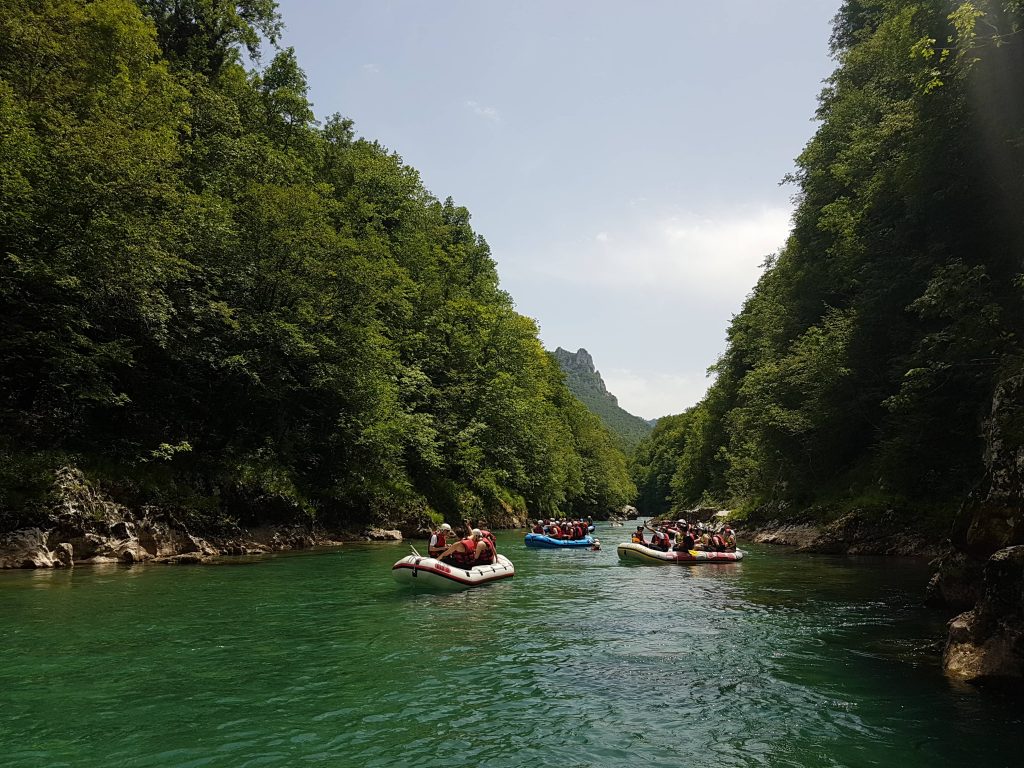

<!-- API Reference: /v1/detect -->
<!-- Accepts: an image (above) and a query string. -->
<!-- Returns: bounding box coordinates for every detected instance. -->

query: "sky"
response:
[273,0,843,420]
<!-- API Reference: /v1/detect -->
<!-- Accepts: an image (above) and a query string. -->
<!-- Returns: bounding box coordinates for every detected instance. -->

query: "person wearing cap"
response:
[428,523,453,558]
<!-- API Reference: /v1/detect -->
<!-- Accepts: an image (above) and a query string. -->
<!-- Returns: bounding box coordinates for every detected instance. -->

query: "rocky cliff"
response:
[929,372,1024,684]
[552,347,653,451]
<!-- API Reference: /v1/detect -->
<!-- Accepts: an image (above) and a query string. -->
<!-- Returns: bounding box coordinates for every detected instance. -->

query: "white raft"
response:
[617,542,744,564]
[391,549,515,591]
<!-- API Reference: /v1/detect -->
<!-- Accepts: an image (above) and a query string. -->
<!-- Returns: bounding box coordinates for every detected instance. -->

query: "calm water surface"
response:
[2,525,1022,767]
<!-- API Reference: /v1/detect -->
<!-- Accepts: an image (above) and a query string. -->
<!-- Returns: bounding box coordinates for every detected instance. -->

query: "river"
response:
[2,525,1022,767]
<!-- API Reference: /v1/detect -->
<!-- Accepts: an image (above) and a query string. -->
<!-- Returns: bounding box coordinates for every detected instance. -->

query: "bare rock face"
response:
[751,515,939,557]
[943,546,1024,683]
[53,542,74,567]
[932,374,1024,681]
[752,523,824,550]
[0,466,219,568]
[949,374,1024,562]
[925,549,984,609]
[365,528,402,541]
[0,528,61,568]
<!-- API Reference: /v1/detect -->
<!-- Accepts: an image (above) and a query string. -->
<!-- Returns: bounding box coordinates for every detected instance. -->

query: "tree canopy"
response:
[0,0,635,530]
[631,0,1024,525]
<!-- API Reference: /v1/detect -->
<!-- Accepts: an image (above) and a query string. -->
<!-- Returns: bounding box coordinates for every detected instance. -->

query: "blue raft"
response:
[524,533,595,549]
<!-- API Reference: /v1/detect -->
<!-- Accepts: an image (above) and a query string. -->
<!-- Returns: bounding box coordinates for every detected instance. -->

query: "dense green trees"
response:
[0,0,634,530]
[632,0,1024,523]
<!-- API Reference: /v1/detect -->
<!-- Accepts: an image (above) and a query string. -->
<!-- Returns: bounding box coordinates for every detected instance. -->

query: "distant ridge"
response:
[552,347,653,452]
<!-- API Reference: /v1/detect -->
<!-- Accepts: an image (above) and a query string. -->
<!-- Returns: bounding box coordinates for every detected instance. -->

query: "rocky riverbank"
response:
[748,514,942,557]
[0,467,518,569]
[747,373,1024,686]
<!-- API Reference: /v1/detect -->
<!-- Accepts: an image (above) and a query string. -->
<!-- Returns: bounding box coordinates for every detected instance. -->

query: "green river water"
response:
[2,525,1022,767]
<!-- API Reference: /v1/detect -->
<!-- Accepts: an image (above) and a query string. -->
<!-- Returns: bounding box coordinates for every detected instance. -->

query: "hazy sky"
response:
[274,0,842,419]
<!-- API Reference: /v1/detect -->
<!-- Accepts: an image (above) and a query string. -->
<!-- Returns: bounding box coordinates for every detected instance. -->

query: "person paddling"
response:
[435,532,478,566]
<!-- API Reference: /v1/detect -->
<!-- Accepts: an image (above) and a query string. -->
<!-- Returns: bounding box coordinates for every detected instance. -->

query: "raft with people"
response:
[391,550,515,590]
[524,533,594,548]
[618,518,744,564]
[616,542,744,564]
[393,524,513,591]
[524,517,595,549]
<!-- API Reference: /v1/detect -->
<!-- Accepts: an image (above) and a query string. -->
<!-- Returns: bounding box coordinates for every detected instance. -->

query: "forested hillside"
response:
[0,0,635,533]
[552,347,653,452]
[632,0,1024,527]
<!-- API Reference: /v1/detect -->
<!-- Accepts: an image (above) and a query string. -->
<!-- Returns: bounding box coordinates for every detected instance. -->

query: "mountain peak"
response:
[553,347,607,396]
[551,347,651,450]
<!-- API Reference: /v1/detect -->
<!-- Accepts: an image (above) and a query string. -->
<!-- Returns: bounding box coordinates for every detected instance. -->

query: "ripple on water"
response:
[3,539,1024,767]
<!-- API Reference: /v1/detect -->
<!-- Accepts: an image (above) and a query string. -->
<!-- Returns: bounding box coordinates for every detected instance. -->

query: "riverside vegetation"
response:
[629,0,1024,682]
[2,0,1022,682]
[0,0,636,552]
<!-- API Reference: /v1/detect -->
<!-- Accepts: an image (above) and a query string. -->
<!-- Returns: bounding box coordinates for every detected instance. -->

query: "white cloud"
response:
[536,206,792,302]
[465,100,500,122]
[360,63,379,74]
[501,205,793,416]
[602,368,713,420]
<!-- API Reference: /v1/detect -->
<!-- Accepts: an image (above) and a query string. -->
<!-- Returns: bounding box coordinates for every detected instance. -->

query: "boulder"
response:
[0,528,59,568]
[365,528,402,541]
[52,542,74,568]
[943,545,1024,683]
[925,549,984,609]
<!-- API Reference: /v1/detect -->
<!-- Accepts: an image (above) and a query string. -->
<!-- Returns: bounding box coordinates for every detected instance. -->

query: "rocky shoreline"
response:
[0,467,458,570]
[748,515,942,558]
[746,511,1022,687]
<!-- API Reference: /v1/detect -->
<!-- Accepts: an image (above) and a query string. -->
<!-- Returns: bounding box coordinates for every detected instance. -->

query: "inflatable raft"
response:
[392,552,515,590]
[617,542,744,564]
[524,533,594,548]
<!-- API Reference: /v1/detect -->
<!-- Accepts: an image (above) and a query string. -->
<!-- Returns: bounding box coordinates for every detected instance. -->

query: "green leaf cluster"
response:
[0,0,634,529]
[632,0,1024,523]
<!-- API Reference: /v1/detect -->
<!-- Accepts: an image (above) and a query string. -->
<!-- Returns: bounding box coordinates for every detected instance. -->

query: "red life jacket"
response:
[429,531,447,553]
[451,537,477,566]
[532,524,544,534]
[475,539,495,564]
[549,525,561,538]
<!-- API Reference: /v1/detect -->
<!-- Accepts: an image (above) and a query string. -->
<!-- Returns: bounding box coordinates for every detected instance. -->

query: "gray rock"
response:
[943,545,1024,682]
[0,528,58,568]
[53,542,74,568]
[366,528,402,541]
